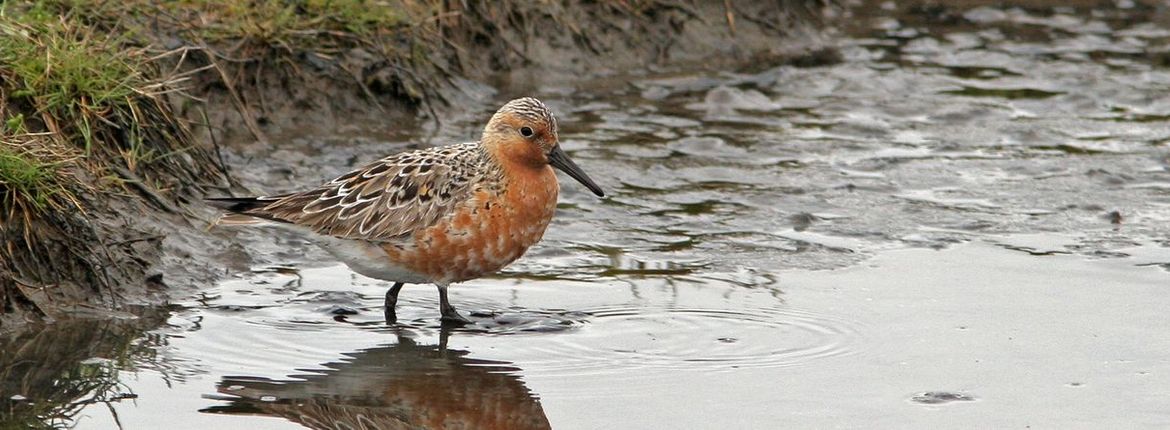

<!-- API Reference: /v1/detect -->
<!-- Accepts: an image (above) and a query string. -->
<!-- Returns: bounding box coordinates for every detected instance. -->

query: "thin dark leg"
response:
[437,284,471,324]
[383,282,405,323]
[438,324,452,352]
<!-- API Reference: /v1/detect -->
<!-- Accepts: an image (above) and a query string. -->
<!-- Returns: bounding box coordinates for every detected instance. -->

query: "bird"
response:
[207,97,605,324]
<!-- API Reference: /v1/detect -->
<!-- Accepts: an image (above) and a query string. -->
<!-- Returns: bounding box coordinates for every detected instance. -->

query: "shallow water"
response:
[7,1,1170,428]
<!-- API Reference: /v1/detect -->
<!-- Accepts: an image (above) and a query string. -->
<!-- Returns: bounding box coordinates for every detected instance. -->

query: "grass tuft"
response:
[0,138,71,212]
[0,13,137,114]
[1,1,221,325]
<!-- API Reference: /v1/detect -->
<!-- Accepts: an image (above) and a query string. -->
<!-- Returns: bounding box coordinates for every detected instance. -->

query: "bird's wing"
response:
[236,142,488,241]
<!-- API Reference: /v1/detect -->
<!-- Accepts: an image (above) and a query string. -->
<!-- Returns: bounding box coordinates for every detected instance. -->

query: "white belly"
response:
[313,235,431,284]
[263,221,431,284]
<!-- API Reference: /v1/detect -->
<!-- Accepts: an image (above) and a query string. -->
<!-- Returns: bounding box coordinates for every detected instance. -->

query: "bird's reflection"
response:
[201,326,551,430]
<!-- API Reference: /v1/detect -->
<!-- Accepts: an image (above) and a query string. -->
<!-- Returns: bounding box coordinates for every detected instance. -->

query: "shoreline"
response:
[0,0,834,332]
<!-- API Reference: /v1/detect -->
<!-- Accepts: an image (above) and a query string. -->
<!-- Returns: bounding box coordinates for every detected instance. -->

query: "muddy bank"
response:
[193,0,837,145]
[0,1,832,332]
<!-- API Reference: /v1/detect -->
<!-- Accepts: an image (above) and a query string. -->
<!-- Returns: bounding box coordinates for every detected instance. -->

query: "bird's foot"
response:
[440,306,472,325]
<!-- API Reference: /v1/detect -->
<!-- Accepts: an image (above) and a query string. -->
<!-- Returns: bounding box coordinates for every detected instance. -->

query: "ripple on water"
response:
[186,264,862,379]
[510,303,859,375]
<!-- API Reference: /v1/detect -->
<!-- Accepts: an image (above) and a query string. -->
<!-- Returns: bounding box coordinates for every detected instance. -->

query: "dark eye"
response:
[520,126,534,137]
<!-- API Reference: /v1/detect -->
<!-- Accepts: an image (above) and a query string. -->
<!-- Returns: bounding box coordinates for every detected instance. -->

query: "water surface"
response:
[6,1,1170,428]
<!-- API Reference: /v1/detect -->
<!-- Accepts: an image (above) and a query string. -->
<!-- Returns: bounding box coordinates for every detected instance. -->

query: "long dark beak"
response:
[548,145,605,197]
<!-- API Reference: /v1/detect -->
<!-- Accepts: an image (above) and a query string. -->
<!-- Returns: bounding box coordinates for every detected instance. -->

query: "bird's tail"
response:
[205,197,271,213]
[205,197,278,227]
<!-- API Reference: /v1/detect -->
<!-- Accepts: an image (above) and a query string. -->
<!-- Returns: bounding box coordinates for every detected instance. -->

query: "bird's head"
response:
[482,97,604,197]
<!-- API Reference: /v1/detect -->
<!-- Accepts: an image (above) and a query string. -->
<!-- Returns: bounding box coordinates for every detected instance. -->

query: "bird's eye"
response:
[520,126,534,137]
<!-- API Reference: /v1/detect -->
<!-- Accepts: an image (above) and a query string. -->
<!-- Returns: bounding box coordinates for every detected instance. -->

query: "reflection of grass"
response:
[0,313,168,429]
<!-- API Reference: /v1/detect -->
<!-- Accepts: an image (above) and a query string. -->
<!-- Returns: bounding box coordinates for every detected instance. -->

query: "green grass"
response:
[0,10,138,109]
[0,131,77,215]
[0,2,149,151]
[1,107,73,215]
[0,145,58,209]
[0,2,150,218]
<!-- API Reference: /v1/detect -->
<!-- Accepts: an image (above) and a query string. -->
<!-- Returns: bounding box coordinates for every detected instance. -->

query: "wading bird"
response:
[208,97,604,323]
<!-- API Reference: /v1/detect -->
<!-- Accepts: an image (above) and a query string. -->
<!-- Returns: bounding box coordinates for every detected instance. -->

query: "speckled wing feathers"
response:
[243,142,489,241]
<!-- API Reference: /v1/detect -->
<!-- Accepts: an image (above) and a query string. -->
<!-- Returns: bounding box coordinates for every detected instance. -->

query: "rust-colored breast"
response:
[383,166,558,284]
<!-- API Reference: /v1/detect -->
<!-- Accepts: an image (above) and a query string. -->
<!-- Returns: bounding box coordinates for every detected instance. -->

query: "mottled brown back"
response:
[238,142,497,241]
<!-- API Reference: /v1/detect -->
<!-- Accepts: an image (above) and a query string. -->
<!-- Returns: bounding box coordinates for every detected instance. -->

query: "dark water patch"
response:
[208,304,273,313]
[366,306,592,336]
[694,268,780,290]
[993,235,1076,256]
[910,391,977,405]
[1135,262,1170,272]
[644,199,750,217]
[940,65,1023,80]
[895,188,1003,212]
[597,259,706,278]
[1031,144,1109,155]
[941,85,1064,99]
